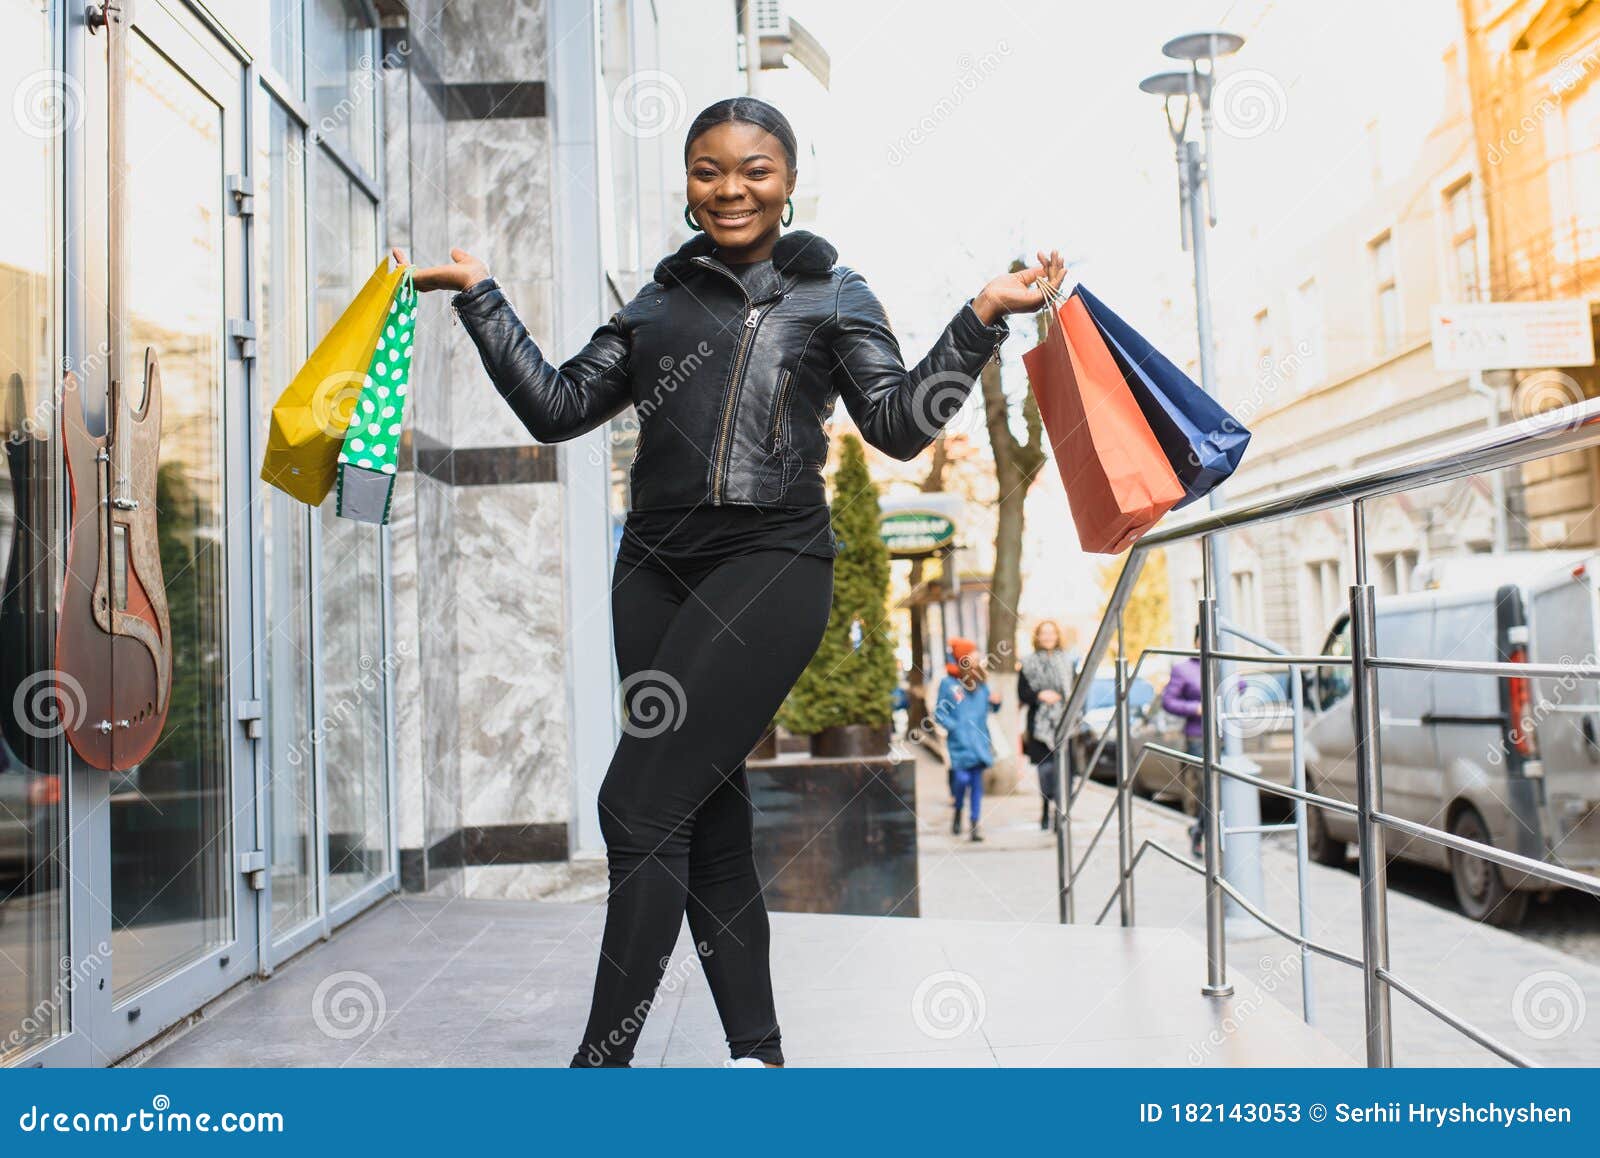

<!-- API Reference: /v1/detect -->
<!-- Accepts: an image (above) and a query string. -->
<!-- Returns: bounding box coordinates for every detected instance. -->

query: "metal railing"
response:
[1052,398,1600,1067]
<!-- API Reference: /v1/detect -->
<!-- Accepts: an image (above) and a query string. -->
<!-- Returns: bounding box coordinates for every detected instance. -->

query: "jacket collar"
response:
[652,228,838,287]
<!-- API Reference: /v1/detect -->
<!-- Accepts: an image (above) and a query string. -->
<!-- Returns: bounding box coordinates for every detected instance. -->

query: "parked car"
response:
[1069,675,1155,785]
[1304,554,1600,927]
[1128,670,1301,813]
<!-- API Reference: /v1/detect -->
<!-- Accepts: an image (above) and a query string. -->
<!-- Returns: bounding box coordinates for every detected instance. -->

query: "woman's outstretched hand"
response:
[390,245,491,293]
[973,248,1067,325]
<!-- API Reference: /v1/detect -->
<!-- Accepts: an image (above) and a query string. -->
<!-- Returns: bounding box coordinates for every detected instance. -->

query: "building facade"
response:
[1461,0,1600,549]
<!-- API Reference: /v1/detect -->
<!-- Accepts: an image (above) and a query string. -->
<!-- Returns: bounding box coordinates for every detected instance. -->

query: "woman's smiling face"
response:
[685,120,794,253]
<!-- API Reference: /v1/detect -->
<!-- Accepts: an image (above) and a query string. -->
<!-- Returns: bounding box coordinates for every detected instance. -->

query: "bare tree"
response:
[983,257,1049,674]
[904,436,951,731]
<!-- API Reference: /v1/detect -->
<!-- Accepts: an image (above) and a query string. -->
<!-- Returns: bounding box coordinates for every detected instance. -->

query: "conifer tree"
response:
[779,435,898,734]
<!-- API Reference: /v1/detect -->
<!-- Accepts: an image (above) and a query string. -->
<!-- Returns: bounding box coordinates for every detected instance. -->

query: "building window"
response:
[270,0,305,96]
[1370,230,1400,353]
[1376,550,1417,596]
[1305,558,1343,643]
[1231,569,1261,635]
[1252,308,1272,369]
[1291,277,1324,389]
[1551,81,1600,267]
[1445,179,1480,301]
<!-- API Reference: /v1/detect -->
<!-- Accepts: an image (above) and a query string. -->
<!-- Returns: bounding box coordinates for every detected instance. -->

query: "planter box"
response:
[745,752,918,917]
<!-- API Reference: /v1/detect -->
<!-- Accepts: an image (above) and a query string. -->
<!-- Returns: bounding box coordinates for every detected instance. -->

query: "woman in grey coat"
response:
[1017,620,1078,832]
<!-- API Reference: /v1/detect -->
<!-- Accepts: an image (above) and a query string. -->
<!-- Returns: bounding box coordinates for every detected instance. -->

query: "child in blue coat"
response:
[936,637,1002,842]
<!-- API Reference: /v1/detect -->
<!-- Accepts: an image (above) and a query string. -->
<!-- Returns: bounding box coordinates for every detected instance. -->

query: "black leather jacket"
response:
[450,228,1014,508]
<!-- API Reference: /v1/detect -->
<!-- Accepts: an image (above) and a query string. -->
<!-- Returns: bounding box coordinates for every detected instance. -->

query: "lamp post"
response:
[1140,32,1266,936]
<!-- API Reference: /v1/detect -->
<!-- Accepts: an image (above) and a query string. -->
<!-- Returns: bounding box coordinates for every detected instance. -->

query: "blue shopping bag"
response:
[1075,284,1250,508]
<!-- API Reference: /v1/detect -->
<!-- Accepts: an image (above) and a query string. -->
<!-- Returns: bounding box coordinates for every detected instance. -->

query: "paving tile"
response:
[141,875,1347,1068]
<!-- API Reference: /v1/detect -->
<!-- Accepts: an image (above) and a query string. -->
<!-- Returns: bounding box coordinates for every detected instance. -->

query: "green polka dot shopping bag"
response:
[335,264,416,525]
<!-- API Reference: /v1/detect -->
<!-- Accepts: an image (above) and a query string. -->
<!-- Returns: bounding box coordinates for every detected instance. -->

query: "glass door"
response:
[81,0,256,1061]
[0,0,74,1068]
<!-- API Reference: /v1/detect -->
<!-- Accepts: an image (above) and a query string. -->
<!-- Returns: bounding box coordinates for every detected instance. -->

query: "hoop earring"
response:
[684,204,704,232]
[781,197,794,227]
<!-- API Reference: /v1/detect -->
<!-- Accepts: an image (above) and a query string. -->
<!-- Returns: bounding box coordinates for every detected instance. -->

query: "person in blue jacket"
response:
[936,637,1002,842]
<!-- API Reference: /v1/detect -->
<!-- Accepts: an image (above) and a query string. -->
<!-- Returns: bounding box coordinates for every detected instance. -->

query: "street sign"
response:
[1430,300,1595,372]
[880,510,956,557]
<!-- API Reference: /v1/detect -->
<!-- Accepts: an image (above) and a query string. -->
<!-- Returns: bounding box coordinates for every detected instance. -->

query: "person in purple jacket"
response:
[1162,625,1206,858]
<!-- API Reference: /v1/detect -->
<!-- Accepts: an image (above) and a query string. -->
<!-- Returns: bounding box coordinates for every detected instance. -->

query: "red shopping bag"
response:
[1023,280,1185,554]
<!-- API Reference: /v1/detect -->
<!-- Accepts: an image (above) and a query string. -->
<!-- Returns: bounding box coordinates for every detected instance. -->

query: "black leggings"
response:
[570,548,834,1067]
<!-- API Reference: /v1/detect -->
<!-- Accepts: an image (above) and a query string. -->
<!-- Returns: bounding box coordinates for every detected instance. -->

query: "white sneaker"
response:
[723,1057,768,1068]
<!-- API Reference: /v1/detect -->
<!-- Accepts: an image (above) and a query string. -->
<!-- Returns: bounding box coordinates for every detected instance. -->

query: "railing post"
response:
[1287,660,1316,1025]
[1115,618,1135,926]
[1350,499,1394,1066]
[1198,578,1232,996]
[1057,697,1075,926]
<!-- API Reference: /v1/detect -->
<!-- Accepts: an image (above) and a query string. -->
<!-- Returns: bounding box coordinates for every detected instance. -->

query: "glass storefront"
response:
[0,0,397,1066]
[0,0,66,1064]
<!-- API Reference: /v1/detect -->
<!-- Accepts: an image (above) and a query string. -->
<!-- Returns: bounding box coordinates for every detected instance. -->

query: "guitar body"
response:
[56,350,172,771]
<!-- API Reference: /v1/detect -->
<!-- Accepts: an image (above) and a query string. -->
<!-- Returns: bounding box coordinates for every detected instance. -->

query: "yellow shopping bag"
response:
[260,256,408,505]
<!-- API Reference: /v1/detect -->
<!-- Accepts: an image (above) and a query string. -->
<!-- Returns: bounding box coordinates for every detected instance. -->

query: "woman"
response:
[396,95,1065,1069]
[1018,620,1077,832]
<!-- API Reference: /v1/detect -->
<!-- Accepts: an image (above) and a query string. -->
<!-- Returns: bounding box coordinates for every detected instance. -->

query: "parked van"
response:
[1305,554,1600,927]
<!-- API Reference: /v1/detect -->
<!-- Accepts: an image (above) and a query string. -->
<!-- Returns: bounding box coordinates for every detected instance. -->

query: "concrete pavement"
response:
[915,745,1599,1066]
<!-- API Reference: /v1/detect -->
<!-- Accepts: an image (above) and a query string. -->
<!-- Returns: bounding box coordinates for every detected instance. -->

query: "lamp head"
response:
[1162,30,1245,64]
[1138,70,1192,97]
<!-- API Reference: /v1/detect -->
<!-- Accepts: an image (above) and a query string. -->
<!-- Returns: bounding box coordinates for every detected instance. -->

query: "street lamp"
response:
[1139,32,1267,962]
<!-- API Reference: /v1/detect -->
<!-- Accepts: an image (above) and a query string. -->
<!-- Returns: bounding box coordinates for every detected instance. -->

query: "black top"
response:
[617,253,836,570]
[617,503,837,570]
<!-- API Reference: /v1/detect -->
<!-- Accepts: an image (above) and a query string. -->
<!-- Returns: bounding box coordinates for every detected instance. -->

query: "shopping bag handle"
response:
[1037,271,1068,311]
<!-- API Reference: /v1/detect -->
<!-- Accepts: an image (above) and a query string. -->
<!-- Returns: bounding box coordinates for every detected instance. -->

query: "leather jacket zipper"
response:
[713,305,764,502]
[692,254,779,504]
[770,368,794,448]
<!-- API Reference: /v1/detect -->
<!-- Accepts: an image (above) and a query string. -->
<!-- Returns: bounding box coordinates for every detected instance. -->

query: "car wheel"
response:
[1305,800,1348,867]
[1448,805,1530,928]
